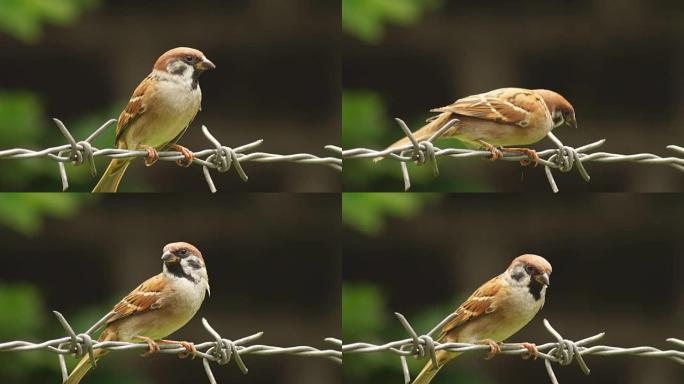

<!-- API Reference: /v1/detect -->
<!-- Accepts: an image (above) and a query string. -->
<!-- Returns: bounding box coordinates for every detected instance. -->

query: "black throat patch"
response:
[191,69,200,90]
[165,262,197,283]
[528,278,543,301]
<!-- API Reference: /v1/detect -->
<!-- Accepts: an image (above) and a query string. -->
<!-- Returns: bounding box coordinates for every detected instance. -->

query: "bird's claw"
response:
[481,339,502,360]
[502,147,540,167]
[520,342,539,360]
[477,140,503,161]
[143,147,159,167]
[177,341,197,360]
[136,336,160,357]
[169,144,194,167]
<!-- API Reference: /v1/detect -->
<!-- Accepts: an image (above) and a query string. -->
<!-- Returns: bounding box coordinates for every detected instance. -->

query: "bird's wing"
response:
[439,274,504,340]
[114,75,156,146]
[106,273,168,324]
[430,88,541,127]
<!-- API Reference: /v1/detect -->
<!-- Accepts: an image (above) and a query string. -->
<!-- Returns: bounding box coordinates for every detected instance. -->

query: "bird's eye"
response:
[179,249,188,256]
[185,55,194,63]
[524,265,535,274]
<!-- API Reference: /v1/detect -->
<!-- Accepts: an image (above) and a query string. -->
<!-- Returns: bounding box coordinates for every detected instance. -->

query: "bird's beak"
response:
[161,251,179,263]
[197,57,216,71]
[565,114,577,129]
[535,273,550,286]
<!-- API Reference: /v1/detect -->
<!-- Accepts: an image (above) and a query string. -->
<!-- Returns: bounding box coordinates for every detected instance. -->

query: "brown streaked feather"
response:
[115,76,155,146]
[439,274,504,340]
[106,273,167,324]
[430,88,539,127]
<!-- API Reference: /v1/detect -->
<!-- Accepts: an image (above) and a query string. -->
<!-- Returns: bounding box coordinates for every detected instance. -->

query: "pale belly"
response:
[123,85,201,150]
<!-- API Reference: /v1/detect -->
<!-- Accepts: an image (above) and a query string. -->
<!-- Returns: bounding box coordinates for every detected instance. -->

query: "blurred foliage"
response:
[0,100,142,191]
[342,0,440,44]
[0,282,148,383]
[0,91,43,146]
[343,282,488,383]
[0,0,99,43]
[0,193,86,235]
[342,192,439,235]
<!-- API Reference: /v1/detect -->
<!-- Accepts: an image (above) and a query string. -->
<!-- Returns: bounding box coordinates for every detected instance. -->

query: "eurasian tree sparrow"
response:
[377,88,575,164]
[65,242,210,384]
[412,254,552,384]
[92,47,215,192]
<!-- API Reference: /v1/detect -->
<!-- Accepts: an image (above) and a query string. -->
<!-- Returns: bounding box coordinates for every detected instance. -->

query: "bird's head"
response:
[534,89,576,130]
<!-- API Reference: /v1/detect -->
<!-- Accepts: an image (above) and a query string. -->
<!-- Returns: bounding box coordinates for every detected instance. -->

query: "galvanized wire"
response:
[342,312,684,384]
[0,311,341,384]
[334,118,684,192]
[0,118,342,192]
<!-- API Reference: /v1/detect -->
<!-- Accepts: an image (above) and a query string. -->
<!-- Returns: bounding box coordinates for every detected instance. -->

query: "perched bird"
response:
[376,88,575,164]
[65,242,210,384]
[412,254,552,384]
[92,47,215,192]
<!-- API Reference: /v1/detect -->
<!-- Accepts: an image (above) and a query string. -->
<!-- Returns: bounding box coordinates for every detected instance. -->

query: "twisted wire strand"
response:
[0,118,342,192]
[335,118,684,192]
[342,312,684,384]
[0,311,341,384]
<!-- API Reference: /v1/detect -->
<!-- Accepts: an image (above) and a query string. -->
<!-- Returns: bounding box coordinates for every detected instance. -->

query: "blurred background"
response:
[0,193,341,384]
[0,0,339,192]
[343,193,683,383]
[343,0,684,191]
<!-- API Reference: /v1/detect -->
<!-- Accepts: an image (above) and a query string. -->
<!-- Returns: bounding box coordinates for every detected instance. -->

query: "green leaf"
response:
[0,193,84,235]
[342,192,439,235]
[0,0,100,43]
[342,0,441,44]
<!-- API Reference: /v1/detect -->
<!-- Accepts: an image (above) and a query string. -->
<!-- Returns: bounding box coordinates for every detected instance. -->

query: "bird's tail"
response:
[411,350,458,384]
[374,113,455,162]
[92,159,131,193]
[63,348,108,384]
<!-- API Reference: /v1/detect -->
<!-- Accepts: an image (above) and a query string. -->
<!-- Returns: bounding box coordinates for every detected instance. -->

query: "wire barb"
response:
[342,312,684,384]
[0,310,341,383]
[0,118,342,192]
[341,118,684,192]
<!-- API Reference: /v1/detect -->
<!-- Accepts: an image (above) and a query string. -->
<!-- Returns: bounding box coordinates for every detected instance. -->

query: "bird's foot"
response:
[135,335,160,357]
[477,140,503,161]
[501,147,539,167]
[169,144,194,167]
[520,342,539,360]
[142,147,159,167]
[479,338,502,360]
[160,339,197,360]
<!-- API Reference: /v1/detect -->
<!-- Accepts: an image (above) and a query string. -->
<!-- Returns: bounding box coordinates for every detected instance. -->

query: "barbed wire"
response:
[0,118,342,192]
[334,118,684,192]
[0,310,341,384]
[342,312,684,384]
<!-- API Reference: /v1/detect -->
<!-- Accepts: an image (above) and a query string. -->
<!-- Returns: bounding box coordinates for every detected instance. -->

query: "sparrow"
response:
[92,47,215,192]
[65,242,210,384]
[412,254,552,384]
[376,88,575,164]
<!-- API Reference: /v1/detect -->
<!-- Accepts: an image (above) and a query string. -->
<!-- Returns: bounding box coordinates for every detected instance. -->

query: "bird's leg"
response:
[134,335,160,357]
[476,140,503,161]
[168,144,194,167]
[478,338,502,360]
[139,145,159,167]
[159,339,197,360]
[500,147,540,167]
[520,342,539,360]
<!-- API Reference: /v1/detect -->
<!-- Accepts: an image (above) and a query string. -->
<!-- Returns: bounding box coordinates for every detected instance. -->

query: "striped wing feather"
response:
[106,273,166,324]
[439,275,503,340]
